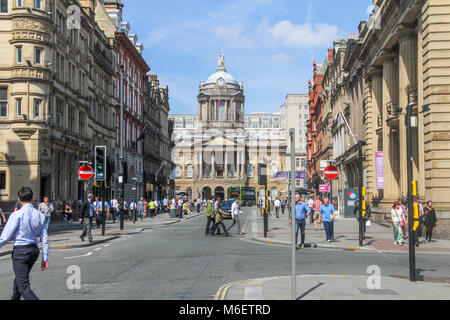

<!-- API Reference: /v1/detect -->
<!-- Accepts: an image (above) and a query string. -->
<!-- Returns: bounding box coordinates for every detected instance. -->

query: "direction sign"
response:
[319,184,330,193]
[324,165,339,180]
[78,165,94,181]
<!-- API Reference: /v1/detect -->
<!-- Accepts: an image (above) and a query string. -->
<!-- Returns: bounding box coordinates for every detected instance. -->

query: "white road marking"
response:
[104,244,111,247]
[95,248,102,251]
[63,252,93,260]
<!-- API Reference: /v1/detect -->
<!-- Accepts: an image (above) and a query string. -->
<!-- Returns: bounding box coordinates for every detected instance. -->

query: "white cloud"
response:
[270,53,292,64]
[267,20,339,47]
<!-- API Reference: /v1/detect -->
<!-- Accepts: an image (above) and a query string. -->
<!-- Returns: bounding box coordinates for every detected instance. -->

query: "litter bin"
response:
[170,208,177,218]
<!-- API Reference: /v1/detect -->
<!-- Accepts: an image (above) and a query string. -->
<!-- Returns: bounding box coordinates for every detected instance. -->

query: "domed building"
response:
[198,55,245,130]
[169,55,288,202]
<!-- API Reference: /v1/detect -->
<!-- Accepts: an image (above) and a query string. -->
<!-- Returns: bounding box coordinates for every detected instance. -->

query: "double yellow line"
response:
[214,279,255,300]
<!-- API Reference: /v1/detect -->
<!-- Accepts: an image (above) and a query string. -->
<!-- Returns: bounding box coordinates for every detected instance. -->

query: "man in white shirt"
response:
[111,198,119,223]
[307,196,315,224]
[227,198,244,235]
[274,198,281,218]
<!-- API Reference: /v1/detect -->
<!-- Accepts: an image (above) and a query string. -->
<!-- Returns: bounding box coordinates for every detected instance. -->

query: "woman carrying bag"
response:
[391,201,406,246]
[210,200,231,237]
[423,201,439,243]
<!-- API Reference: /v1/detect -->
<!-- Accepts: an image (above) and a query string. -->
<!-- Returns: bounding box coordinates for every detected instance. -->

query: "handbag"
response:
[366,220,371,228]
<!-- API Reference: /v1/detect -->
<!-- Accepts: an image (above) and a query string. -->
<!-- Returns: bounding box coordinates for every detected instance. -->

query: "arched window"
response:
[186,165,193,178]
[175,165,182,178]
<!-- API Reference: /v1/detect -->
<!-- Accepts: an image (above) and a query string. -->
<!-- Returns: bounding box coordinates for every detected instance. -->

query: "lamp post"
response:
[289,129,296,301]
[120,64,125,230]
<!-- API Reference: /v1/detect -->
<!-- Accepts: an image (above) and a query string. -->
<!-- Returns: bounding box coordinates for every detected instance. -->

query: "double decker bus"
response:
[228,186,256,206]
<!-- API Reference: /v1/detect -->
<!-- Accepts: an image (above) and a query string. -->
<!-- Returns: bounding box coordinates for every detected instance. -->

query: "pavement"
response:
[244,208,450,254]
[0,209,205,257]
[219,275,450,300]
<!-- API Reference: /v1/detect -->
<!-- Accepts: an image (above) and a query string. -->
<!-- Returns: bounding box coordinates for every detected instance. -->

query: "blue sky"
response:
[121,0,373,114]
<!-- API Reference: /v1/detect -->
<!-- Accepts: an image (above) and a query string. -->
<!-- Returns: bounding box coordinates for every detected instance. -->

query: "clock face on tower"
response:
[217,78,225,88]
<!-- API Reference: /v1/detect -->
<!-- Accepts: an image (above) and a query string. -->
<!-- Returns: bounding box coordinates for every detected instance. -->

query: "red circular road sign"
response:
[324,165,339,180]
[78,165,94,180]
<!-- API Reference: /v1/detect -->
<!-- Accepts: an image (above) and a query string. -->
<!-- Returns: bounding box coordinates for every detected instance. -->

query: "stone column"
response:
[199,151,203,179]
[224,151,228,178]
[398,29,418,195]
[211,152,215,177]
[382,52,400,203]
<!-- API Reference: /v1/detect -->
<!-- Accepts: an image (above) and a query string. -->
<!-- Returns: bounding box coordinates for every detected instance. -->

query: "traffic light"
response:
[95,146,107,181]
[258,164,267,186]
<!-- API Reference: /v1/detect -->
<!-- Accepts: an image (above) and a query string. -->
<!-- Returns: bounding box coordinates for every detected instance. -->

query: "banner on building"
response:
[319,184,330,193]
[273,171,306,179]
[376,151,384,190]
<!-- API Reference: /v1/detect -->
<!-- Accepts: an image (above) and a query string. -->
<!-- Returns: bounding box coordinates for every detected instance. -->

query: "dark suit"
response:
[80,201,94,241]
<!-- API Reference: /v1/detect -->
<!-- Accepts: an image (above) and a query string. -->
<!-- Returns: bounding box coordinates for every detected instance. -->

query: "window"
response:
[247,164,254,177]
[304,114,308,119]
[16,0,23,8]
[273,117,279,122]
[0,0,7,13]
[15,46,22,63]
[186,165,193,178]
[0,171,5,190]
[296,159,300,168]
[33,99,41,118]
[273,124,280,128]
[0,88,7,117]
[35,0,41,9]
[34,47,42,64]
[251,124,258,128]
[296,180,301,187]
[175,165,182,179]
[16,98,22,116]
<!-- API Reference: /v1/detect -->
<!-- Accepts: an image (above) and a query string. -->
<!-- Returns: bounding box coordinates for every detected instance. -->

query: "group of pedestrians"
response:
[391,197,439,247]
[289,195,336,249]
[205,197,244,237]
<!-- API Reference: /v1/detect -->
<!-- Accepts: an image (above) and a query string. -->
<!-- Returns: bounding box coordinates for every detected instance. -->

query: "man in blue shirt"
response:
[289,194,311,249]
[0,187,49,300]
[320,198,335,242]
[96,198,110,228]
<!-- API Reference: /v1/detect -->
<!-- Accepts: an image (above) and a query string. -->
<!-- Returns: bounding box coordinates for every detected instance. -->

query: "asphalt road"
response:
[0,207,449,300]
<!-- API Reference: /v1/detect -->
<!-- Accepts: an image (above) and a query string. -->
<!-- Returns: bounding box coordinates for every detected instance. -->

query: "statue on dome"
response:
[217,54,225,70]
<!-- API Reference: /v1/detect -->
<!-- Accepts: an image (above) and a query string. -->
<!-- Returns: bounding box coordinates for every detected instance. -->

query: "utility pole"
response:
[406,99,416,282]
[120,65,125,230]
[289,129,296,301]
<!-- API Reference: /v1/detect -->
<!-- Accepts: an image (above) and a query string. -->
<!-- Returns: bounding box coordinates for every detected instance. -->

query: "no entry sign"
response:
[324,165,339,180]
[79,165,94,180]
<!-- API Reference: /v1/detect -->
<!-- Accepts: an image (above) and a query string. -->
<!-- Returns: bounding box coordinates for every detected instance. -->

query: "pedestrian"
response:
[391,201,406,246]
[196,198,201,213]
[399,196,408,240]
[313,196,322,231]
[96,198,110,227]
[0,207,6,228]
[280,197,287,215]
[227,198,244,235]
[413,196,424,247]
[111,197,119,223]
[137,197,145,222]
[64,203,73,222]
[156,199,161,215]
[93,196,100,227]
[210,200,231,237]
[319,197,335,242]
[274,198,281,218]
[123,200,129,221]
[289,195,311,249]
[163,197,169,214]
[14,200,22,212]
[178,198,184,219]
[354,199,372,237]
[0,187,49,300]
[307,196,315,224]
[205,197,215,235]
[423,201,438,243]
[38,196,54,232]
[143,199,148,218]
[148,200,156,218]
[80,194,95,243]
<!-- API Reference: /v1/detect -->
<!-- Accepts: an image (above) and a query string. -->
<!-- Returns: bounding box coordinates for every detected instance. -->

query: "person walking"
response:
[96,199,110,227]
[148,200,156,218]
[423,201,438,243]
[137,197,145,221]
[111,198,119,223]
[0,207,6,228]
[205,197,215,235]
[289,195,311,249]
[196,198,201,213]
[0,187,49,300]
[93,196,100,227]
[227,198,244,235]
[163,197,169,214]
[319,198,335,242]
[391,201,406,246]
[210,200,231,237]
[280,197,287,215]
[38,196,54,233]
[177,198,184,219]
[307,196,315,224]
[274,198,281,218]
[313,196,322,231]
[80,194,95,243]
[413,196,424,247]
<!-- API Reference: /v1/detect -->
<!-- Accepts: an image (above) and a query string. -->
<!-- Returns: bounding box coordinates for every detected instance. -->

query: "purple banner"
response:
[376,151,384,190]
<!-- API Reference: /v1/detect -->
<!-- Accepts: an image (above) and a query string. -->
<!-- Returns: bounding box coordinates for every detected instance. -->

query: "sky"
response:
[121,0,373,115]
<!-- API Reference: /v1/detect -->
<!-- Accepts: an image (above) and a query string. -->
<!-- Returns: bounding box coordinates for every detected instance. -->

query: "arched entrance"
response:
[215,187,225,201]
[202,187,212,200]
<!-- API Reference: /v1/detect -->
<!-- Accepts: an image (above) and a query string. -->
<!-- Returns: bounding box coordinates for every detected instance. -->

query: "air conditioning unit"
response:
[55,113,62,127]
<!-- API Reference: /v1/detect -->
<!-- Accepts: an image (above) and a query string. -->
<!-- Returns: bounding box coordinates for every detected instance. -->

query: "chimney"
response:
[328,48,333,62]
[103,0,124,28]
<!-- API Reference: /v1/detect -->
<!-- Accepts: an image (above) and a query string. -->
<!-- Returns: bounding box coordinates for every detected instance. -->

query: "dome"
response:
[205,70,239,85]
[204,54,239,86]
